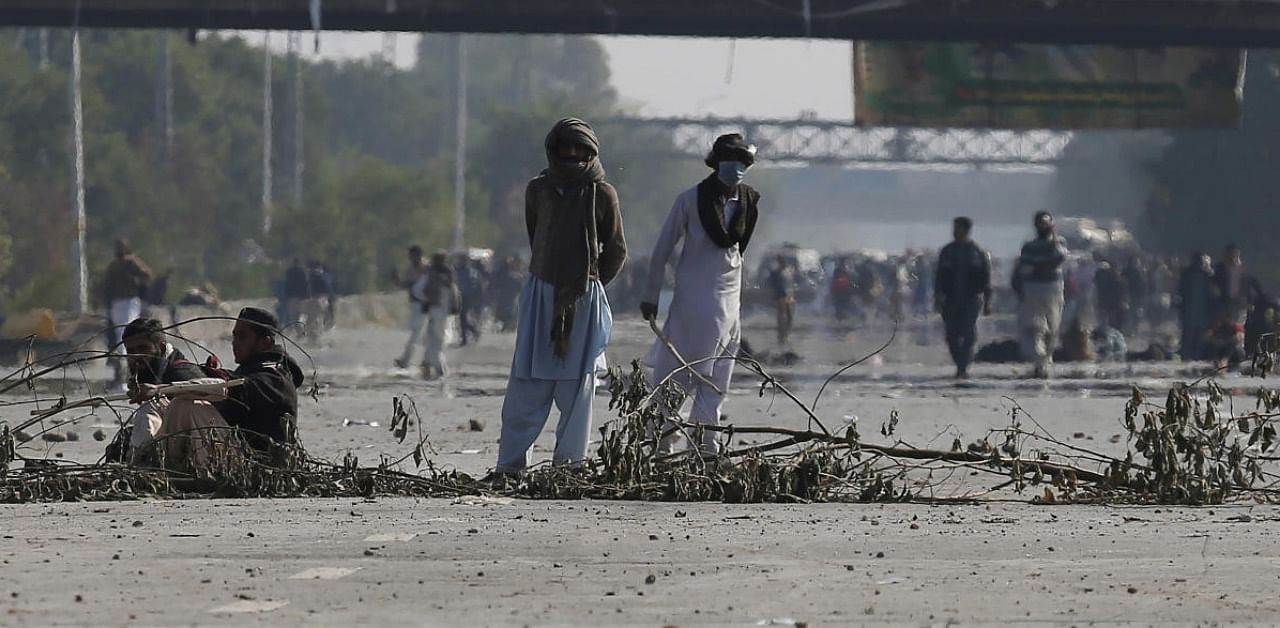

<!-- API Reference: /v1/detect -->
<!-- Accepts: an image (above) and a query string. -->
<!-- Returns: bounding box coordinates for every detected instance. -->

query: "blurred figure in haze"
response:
[934,217,992,379]
[490,256,524,332]
[1177,252,1214,361]
[1012,211,1068,379]
[306,260,335,335]
[1061,254,1096,339]
[416,251,462,380]
[147,268,175,325]
[642,133,760,457]
[456,256,489,346]
[1204,305,1246,370]
[1122,256,1148,333]
[767,254,798,346]
[888,256,910,322]
[1094,256,1128,332]
[102,239,153,392]
[1149,256,1176,326]
[392,246,430,368]
[830,258,855,321]
[1213,243,1257,325]
[911,254,934,318]
[282,258,311,331]
[1245,296,1280,358]
[855,260,883,323]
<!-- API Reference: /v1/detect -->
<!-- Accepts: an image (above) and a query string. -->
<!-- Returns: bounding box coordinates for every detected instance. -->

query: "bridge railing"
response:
[597,117,1072,168]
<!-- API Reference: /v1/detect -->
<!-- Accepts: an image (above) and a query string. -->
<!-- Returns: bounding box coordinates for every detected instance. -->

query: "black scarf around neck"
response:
[696,174,760,253]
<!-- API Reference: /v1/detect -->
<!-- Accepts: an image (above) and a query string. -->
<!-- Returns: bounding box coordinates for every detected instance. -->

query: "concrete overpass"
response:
[2,0,1280,47]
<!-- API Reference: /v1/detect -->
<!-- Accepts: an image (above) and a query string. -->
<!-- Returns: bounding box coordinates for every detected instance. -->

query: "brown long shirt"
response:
[524,176,627,288]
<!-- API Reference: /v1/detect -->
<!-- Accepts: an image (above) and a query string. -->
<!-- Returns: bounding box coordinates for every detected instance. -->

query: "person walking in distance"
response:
[102,239,153,392]
[418,251,462,380]
[934,217,992,379]
[768,255,798,346]
[641,133,760,456]
[392,245,430,369]
[1213,243,1253,324]
[1177,251,1214,361]
[456,256,489,346]
[491,118,627,478]
[1013,211,1068,379]
[282,258,312,331]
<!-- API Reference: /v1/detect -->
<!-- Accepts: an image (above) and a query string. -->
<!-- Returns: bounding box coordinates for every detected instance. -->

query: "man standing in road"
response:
[492,118,627,477]
[392,245,430,369]
[456,255,489,347]
[418,251,462,380]
[1213,243,1255,324]
[767,255,798,347]
[934,217,992,379]
[1013,211,1068,379]
[102,239,153,392]
[641,133,760,457]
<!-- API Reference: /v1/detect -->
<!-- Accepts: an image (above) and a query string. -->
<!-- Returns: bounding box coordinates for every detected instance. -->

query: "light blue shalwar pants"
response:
[496,277,611,473]
[398,302,428,366]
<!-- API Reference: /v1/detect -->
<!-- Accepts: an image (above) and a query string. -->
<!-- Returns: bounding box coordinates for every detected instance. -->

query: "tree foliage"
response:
[0,30,688,312]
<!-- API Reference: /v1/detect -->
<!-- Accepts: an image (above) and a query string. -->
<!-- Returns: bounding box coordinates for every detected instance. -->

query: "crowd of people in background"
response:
[71,117,1280,481]
[97,218,1278,391]
[774,217,1276,377]
[290,219,1280,385]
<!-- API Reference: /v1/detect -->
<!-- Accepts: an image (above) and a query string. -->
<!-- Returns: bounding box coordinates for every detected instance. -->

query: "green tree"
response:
[0,30,688,314]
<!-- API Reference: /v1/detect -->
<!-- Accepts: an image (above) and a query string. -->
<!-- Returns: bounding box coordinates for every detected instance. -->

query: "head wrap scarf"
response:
[541,118,606,358]
[697,133,761,253]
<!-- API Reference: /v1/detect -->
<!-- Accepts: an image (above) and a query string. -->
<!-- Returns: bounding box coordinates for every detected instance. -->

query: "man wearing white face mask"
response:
[641,133,761,457]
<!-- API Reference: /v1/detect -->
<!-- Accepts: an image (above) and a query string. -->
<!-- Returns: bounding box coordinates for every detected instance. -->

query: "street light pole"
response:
[261,32,274,235]
[451,34,467,252]
[69,28,87,315]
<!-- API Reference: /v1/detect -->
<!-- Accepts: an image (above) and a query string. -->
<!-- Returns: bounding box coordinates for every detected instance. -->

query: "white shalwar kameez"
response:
[644,186,744,455]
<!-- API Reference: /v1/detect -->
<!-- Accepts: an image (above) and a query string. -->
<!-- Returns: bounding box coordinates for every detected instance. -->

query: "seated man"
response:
[106,318,208,463]
[130,307,305,467]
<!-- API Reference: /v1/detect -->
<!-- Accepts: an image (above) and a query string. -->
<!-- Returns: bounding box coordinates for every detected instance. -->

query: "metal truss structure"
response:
[597,117,1072,168]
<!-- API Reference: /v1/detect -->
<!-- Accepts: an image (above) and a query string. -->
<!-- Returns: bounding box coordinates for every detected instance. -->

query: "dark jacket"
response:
[212,346,304,450]
[1177,265,1213,321]
[935,240,992,304]
[284,265,311,300]
[423,265,462,314]
[103,254,153,303]
[1212,261,1259,307]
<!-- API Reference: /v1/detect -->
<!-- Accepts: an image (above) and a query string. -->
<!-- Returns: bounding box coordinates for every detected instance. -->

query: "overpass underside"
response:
[2,0,1280,47]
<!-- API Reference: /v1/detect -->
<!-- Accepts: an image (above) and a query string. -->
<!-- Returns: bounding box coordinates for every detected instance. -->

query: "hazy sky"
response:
[275,32,853,120]
[602,36,853,119]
